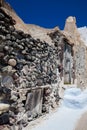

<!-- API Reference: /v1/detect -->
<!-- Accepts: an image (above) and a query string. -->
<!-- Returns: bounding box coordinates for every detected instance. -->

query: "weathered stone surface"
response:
[0,104,10,114]
[0,12,5,19]
[0,113,9,125]
[22,65,29,75]
[0,87,11,102]
[2,66,12,73]
[0,1,75,129]
[64,16,87,88]
[2,76,14,88]
[0,52,4,58]
[4,46,9,51]
[8,59,17,67]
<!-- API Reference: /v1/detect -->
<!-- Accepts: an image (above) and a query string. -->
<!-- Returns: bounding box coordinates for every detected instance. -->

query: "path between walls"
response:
[23,87,87,130]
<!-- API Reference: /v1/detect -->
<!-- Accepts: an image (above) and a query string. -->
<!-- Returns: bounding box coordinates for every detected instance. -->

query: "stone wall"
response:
[0,7,74,129]
[74,43,87,89]
[64,16,87,89]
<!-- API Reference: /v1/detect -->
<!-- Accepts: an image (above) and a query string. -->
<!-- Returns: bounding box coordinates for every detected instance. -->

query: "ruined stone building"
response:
[0,0,87,129]
[63,16,87,89]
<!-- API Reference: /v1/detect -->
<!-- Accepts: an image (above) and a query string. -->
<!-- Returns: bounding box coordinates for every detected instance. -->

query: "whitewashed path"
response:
[24,88,87,130]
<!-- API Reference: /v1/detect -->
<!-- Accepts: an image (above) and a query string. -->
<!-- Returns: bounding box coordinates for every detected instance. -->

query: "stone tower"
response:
[64,16,80,42]
[64,16,77,33]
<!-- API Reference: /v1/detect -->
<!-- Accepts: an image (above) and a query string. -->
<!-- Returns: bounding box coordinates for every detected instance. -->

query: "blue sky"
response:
[6,0,87,29]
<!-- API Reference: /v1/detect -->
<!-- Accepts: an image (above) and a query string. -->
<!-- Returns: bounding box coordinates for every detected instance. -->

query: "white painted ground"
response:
[30,88,87,130]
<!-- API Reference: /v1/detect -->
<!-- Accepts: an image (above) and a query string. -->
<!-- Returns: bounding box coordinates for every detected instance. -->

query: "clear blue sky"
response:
[6,0,87,29]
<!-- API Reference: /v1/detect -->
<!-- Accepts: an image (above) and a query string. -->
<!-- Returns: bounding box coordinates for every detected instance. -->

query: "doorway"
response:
[64,43,72,84]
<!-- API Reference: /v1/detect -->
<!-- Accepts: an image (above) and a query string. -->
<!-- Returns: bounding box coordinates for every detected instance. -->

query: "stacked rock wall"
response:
[0,7,73,129]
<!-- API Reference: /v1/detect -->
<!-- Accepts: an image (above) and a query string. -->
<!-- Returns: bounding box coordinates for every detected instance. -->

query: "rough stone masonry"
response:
[0,0,75,129]
[64,16,87,89]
